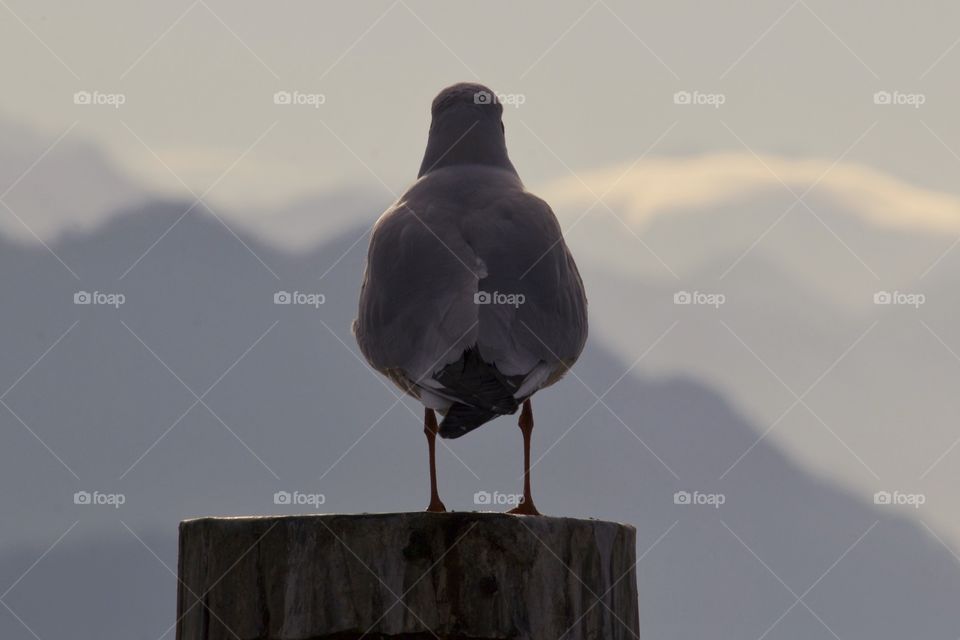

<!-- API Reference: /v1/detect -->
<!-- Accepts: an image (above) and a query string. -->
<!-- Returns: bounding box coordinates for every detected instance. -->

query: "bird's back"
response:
[354,165,587,432]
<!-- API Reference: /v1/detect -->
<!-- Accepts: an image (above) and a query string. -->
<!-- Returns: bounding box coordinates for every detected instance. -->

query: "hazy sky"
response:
[3,0,960,211]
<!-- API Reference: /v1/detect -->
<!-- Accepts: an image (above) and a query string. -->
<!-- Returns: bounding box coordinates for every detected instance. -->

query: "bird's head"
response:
[429,82,504,121]
[418,82,516,177]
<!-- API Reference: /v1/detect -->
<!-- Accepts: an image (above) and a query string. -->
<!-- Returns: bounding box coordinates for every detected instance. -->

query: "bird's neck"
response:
[418,117,516,177]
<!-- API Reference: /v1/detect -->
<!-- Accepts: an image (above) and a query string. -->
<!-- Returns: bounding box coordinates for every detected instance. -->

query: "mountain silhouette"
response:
[0,118,146,241]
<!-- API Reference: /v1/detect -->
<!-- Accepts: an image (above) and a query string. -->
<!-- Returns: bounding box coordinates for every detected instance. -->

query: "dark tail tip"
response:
[439,403,499,439]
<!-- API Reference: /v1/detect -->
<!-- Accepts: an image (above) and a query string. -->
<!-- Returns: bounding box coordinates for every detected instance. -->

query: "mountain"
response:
[553,182,952,312]
[0,118,146,240]
[1,203,959,638]
[539,159,960,548]
[0,116,386,253]
[232,187,384,251]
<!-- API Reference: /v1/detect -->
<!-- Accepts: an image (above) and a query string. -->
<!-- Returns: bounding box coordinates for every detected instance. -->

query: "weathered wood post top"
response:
[176,512,638,640]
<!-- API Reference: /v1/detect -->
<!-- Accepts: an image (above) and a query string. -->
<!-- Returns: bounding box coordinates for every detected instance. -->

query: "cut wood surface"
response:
[176,512,639,640]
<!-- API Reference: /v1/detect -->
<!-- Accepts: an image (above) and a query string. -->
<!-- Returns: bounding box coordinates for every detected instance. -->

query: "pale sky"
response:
[3,0,960,212]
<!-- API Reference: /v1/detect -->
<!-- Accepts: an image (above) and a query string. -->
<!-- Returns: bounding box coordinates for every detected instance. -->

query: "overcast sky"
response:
[3,0,960,211]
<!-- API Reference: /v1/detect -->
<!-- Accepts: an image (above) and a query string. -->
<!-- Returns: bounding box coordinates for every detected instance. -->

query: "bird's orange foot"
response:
[425,499,447,513]
[507,500,541,516]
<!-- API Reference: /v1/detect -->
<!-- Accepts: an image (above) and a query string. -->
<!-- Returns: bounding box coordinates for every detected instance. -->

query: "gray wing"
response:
[354,189,481,387]
[464,190,587,383]
[353,170,587,399]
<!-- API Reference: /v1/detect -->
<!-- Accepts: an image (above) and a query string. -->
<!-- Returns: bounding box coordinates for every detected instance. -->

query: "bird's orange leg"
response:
[424,408,447,513]
[508,399,542,515]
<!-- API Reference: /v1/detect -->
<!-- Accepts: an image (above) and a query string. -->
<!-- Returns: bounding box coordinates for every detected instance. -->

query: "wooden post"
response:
[176,512,639,640]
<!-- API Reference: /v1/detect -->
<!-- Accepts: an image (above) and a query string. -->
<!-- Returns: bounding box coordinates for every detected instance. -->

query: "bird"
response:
[353,82,588,515]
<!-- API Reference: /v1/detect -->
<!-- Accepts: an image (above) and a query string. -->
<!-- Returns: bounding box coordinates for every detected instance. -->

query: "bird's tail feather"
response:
[439,403,499,439]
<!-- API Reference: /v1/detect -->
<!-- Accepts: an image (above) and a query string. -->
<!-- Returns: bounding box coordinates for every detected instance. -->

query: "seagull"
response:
[353,83,587,515]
